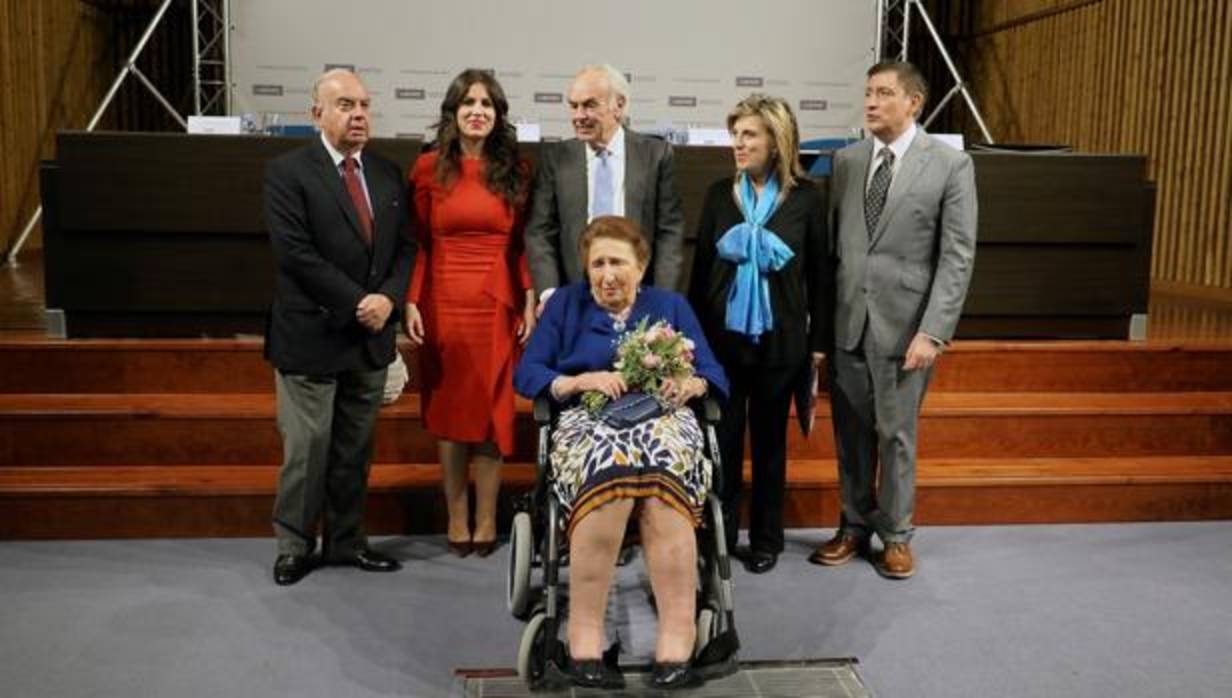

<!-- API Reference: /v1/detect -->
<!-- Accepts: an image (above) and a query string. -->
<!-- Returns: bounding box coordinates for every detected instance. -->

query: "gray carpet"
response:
[3,522,1231,697]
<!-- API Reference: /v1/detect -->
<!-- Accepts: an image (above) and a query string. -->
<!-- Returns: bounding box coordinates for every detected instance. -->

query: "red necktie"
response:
[342,156,373,246]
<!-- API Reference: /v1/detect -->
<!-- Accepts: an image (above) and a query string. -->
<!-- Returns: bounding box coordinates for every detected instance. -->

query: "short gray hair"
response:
[576,63,630,115]
[311,67,361,105]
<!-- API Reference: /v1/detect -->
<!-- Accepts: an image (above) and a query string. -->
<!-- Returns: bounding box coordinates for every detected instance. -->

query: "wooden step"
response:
[927,340,1232,392]
[4,456,1230,539]
[782,456,1232,526]
[3,339,1231,393]
[3,392,1230,466]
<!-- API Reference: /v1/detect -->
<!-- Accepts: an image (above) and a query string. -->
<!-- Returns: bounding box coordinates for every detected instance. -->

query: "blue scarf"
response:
[715,173,794,341]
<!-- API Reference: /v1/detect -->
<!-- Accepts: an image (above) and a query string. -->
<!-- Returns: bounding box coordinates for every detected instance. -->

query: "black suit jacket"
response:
[688,177,832,369]
[263,139,415,374]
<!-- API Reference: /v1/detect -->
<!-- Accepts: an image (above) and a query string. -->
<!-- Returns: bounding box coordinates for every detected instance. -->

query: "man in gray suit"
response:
[810,61,977,579]
[525,63,685,306]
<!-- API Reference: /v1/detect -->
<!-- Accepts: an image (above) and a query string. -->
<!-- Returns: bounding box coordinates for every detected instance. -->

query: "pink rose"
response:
[641,354,662,369]
[644,327,662,343]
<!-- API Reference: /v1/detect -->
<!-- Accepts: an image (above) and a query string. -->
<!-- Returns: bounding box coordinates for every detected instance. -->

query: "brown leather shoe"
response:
[808,532,865,566]
[875,542,915,579]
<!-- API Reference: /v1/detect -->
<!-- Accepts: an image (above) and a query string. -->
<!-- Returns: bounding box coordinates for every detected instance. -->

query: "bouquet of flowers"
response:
[582,318,697,413]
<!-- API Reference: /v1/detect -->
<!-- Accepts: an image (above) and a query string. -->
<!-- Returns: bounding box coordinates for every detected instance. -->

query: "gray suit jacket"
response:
[525,129,686,292]
[830,129,977,356]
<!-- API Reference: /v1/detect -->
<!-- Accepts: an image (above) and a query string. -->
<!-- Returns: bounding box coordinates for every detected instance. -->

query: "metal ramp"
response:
[456,659,870,697]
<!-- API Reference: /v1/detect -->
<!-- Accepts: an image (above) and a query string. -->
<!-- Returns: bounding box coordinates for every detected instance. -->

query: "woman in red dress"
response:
[404,69,535,557]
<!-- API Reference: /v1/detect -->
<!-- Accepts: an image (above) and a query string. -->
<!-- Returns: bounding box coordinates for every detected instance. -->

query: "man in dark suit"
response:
[525,63,685,307]
[810,61,977,579]
[264,68,415,586]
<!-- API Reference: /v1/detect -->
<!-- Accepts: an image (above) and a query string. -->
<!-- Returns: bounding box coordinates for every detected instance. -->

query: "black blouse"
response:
[687,176,833,369]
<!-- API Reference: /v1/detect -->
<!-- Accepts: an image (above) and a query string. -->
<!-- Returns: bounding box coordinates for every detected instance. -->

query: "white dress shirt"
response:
[320,132,372,213]
[585,125,626,220]
[865,121,917,192]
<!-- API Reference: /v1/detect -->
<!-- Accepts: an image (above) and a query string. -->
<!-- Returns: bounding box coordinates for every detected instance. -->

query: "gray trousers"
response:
[829,329,933,544]
[271,367,386,557]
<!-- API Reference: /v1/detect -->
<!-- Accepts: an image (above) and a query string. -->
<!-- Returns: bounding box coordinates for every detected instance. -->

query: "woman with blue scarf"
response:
[688,94,832,574]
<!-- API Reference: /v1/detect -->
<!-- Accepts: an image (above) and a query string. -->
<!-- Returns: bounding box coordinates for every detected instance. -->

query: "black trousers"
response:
[716,361,800,554]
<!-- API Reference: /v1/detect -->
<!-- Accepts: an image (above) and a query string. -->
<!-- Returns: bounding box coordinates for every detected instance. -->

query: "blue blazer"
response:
[514,282,729,401]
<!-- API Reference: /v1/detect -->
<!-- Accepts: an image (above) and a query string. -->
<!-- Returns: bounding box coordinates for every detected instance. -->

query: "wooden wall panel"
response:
[1,0,190,258]
[935,0,1232,293]
[1,0,113,255]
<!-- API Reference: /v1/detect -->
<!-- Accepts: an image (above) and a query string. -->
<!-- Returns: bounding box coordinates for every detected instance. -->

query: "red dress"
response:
[408,151,531,456]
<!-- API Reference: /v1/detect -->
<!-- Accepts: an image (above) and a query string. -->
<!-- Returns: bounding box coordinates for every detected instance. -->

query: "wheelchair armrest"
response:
[533,396,555,425]
[689,395,722,425]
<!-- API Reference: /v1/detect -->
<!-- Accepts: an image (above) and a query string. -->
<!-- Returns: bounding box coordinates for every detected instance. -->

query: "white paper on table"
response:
[932,133,965,151]
[686,128,731,146]
[187,116,243,134]
[515,123,542,143]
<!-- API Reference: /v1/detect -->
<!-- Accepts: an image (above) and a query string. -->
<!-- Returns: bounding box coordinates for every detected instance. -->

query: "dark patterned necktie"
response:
[342,156,373,246]
[864,147,895,236]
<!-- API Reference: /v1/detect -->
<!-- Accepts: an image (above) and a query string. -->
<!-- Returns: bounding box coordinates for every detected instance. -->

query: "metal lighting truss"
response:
[8,0,232,265]
[876,0,995,144]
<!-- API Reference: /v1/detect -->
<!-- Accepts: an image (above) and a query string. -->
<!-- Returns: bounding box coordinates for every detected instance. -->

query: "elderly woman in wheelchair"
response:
[512,216,734,690]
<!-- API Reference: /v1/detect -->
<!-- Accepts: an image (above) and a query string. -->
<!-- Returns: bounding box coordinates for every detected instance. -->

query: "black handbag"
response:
[596,392,665,429]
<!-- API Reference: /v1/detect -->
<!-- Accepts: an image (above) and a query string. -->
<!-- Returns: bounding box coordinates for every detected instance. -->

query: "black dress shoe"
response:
[651,661,701,690]
[273,554,312,586]
[569,658,625,689]
[330,549,402,572]
[729,545,749,563]
[745,550,778,574]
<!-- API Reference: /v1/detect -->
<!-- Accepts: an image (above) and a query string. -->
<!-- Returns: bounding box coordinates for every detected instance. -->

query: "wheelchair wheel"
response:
[517,610,548,682]
[698,554,727,612]
[507,511,534,618]
[694,606,719,658]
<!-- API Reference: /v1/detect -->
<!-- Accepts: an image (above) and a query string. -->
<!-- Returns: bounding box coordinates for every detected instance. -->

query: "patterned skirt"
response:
[550,405,713,536]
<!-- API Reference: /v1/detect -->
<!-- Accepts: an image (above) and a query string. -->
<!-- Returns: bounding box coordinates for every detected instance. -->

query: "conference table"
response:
[41,132,1153,339]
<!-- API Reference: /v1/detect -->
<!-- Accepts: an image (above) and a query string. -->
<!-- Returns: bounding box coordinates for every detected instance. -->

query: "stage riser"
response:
[5,482,1230,539]
[3,344,1231,393]
[4,413,1229,466]
[3,339,1230,539]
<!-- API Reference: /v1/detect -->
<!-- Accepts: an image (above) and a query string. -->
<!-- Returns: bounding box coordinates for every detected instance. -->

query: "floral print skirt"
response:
[550,405,713,537]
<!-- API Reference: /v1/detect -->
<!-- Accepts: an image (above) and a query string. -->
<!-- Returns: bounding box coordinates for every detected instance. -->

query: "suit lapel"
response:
[561,141,589,235]
[309,140,367,246]
[623,131,644,215]
[871,130,932,247]
[364,159,391,250]
[847,139,873,241]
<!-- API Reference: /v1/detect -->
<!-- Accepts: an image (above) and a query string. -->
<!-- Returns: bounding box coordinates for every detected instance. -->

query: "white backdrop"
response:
[230,0,878,141]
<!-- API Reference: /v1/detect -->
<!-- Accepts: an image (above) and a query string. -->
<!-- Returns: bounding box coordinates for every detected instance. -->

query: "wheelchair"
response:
[505,395,740,689]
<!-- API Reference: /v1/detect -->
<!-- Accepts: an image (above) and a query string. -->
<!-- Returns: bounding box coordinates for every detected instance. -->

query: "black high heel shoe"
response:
[472,539,499,558]
[569,657,625,689]
[651,660,702,690]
